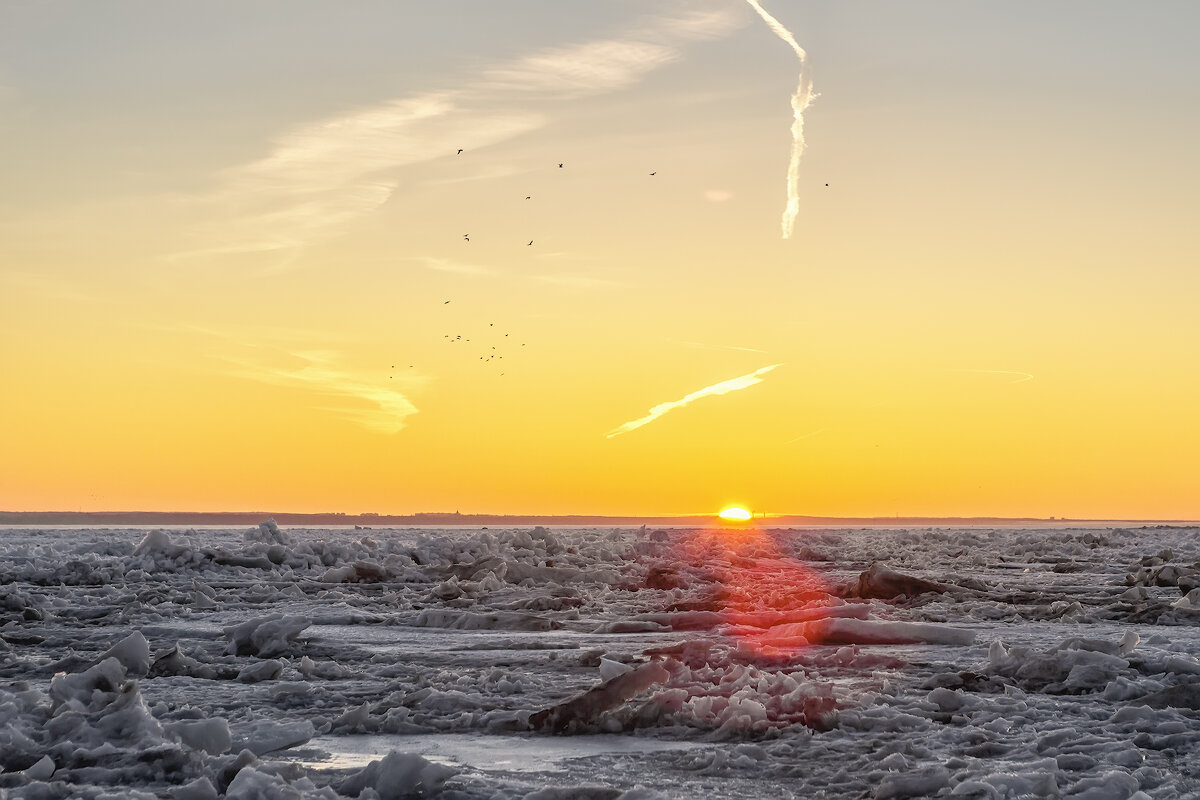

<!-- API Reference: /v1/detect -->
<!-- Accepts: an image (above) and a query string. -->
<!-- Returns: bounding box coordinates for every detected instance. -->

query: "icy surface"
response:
[3,522,1200,797]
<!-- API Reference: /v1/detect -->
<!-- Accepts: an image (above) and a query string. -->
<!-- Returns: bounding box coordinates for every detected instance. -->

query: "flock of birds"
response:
[387,149,658,381]
[391,154,609,383]
[390,148,828,382]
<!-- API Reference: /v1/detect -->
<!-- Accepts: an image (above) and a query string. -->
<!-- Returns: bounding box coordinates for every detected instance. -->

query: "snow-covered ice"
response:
[3,521,1200,797]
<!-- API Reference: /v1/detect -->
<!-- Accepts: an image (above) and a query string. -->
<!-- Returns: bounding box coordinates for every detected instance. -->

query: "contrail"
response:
[744,0,814,239]
[607,364,781,438]
[784,427,825,445]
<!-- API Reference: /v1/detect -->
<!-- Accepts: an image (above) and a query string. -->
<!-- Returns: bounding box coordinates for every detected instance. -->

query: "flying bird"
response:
[528,240,533,246]
[650,172,656,176]
[457,149,463,154]
[444,300,451,304]
[558,163,563,168]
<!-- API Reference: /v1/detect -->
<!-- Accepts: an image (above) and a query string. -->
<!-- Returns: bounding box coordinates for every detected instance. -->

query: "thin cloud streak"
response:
[744,0,815,239]
[224,348,422,434]
[414,256,497,276]
[175,9,741,265]
[607,363,782,438]
[784,427,825,444]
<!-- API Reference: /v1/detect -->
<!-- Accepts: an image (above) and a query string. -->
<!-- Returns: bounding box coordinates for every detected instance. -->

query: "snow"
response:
[3,522,1200,797]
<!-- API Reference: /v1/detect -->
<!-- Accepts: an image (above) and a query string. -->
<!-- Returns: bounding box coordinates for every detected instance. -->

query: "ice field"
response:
[4,521,1200,799]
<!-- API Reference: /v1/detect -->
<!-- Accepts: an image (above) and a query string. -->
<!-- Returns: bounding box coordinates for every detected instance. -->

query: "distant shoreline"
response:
[1,510,1195,528]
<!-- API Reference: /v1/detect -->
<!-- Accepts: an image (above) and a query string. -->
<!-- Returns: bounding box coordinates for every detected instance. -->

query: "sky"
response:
[2,1,1199,519]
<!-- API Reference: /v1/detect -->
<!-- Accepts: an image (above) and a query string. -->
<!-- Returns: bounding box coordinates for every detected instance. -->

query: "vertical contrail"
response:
[744,0,814,239]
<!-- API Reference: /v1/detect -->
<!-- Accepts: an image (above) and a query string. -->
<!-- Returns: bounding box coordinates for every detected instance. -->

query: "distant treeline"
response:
[0,510,1075,527]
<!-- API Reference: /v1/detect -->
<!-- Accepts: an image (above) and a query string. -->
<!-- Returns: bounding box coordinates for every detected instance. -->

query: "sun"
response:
[718,506,753,522]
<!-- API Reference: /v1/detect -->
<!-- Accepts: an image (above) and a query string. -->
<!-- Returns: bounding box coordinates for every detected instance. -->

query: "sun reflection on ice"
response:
[682,523,832,662]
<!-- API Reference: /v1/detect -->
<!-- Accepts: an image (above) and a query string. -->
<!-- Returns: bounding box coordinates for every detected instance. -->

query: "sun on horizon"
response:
[718,506,753,522]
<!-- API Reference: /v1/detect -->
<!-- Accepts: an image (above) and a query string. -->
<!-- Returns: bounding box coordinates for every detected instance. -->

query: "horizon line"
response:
[2,509,1197,525]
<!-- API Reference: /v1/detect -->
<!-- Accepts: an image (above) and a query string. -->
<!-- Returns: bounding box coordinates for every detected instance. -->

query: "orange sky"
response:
[2,2,1198,518]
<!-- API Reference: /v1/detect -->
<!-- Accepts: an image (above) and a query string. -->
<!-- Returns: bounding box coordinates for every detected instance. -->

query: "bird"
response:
[457,149,463,154]
[444,300,451,304]
[463,234,469,241]
[525,196,531,200]
[558,163,563,168]
[650,172,656,176]
[528,240,533,246]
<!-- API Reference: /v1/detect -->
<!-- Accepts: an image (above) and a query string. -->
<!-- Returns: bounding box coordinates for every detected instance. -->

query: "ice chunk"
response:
[164,718,231,755]
[230,719,315,755]
[763,617,975,646]
[340,750,457,799]
[23,754,55,781]
[224,766,332,799]
[591,621,669,634]
[411,609,558,631]
[49,656,128,711]
[238,659,284,683]
[1133,682,1200,710]
[522,789,622,800]
[1172,588,1200,609]
[847,562,949,599]
[224,614,312,657]
[150,644,208,678]
[530,661,672,733]
[599,657,634,682]
[245,518,291,545]
[133,529,187,558]
[97,630,151,677]
[1064,770,1139,800]
[170,777,219,800]
[875,766,950,799]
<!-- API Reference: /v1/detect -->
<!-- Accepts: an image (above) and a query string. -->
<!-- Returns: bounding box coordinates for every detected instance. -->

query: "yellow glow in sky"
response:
[1,3,1199,519]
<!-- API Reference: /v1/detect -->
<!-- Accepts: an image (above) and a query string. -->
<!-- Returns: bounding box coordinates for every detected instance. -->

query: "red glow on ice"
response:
[674,525,832,659]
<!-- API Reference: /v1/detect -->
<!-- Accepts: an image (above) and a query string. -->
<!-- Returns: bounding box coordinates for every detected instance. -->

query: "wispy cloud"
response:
[744,0,815,239]
[174,8,742,266]
[784,427,825,444]
[413,256,497,277]
[173,95,543,264]
[481,40,678,96]
[677,340,766,354]
[223,348,422,434]
[607,363,781,438]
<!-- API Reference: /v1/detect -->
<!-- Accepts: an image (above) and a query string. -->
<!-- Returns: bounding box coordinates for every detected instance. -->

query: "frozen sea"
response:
[3,522,1200,799]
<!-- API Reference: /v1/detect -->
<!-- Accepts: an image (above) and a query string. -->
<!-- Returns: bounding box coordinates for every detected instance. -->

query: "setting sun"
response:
[718,506,753,521]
